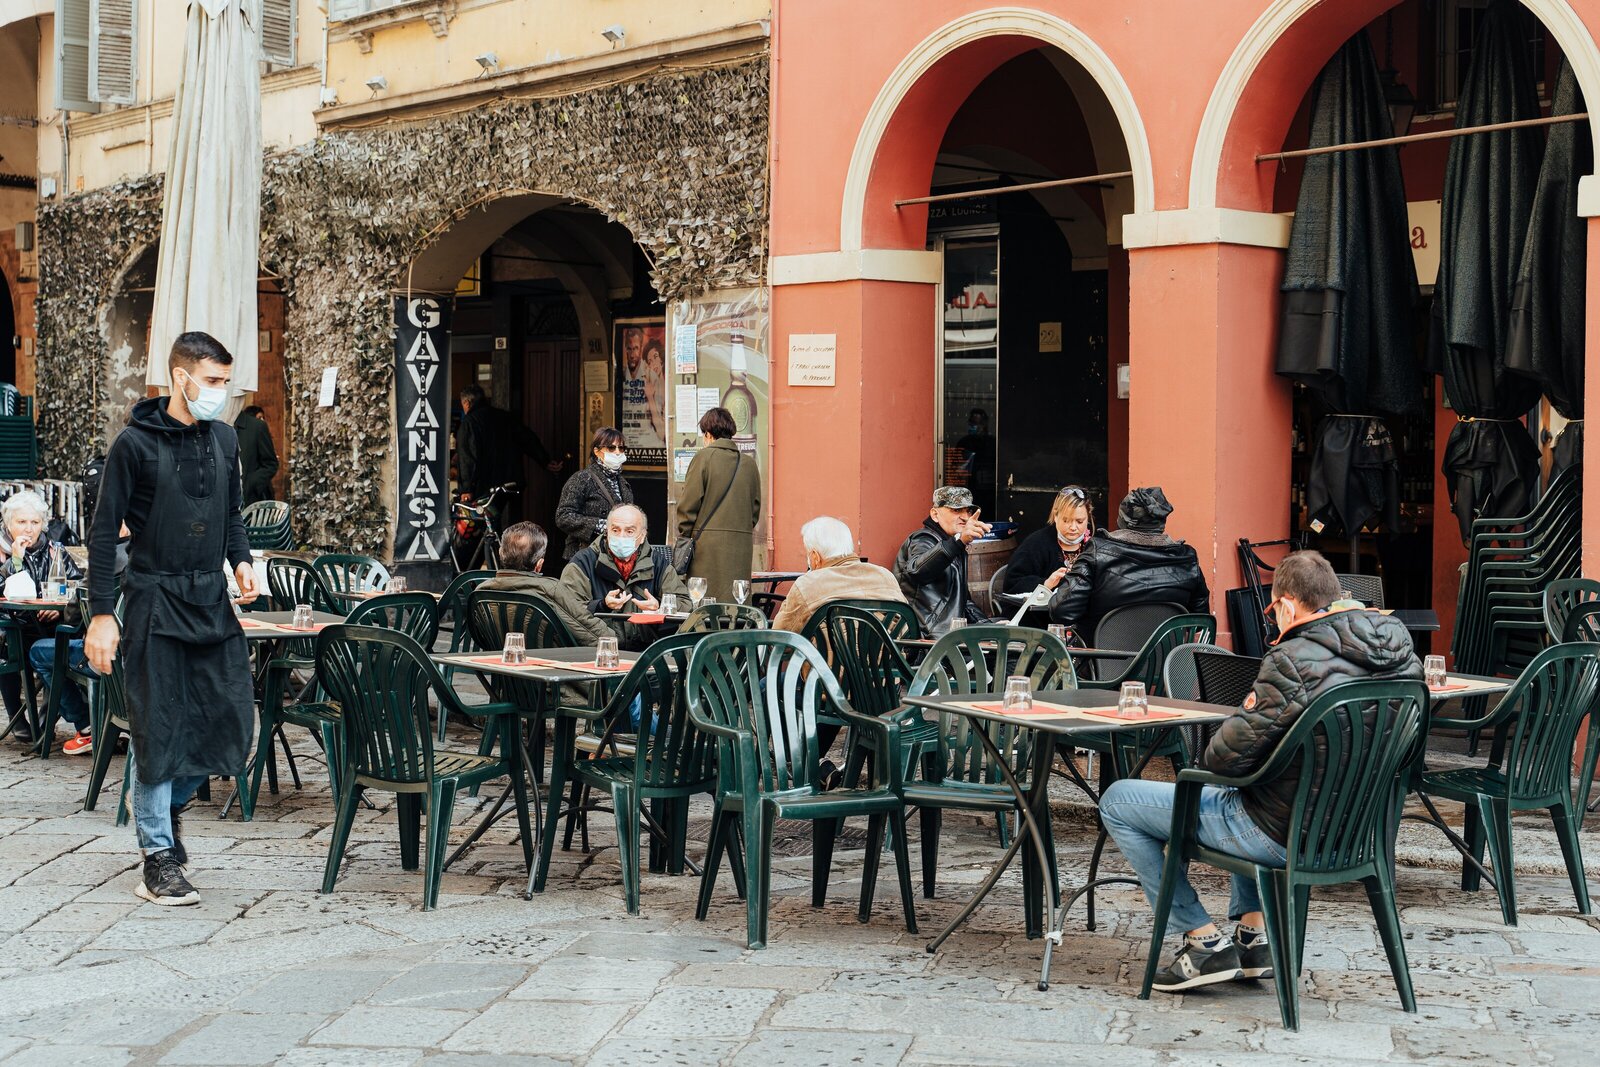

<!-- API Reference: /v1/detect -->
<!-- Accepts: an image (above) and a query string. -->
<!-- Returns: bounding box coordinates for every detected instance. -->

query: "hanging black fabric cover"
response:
[1277,33,1421,417]
[1429,0,1546,542]
[1305,416,1401,536]
[1508,57,1590,474]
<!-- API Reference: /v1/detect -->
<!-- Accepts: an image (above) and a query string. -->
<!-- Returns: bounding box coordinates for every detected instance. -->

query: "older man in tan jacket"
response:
[772,516,906,633]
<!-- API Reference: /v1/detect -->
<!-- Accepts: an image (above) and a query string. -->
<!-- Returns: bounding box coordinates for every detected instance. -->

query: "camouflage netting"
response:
[35,56,770,553]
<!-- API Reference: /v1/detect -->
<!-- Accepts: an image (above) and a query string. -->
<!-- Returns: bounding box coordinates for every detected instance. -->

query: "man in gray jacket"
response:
[480,522,616,645]
[1100,550,1420,994]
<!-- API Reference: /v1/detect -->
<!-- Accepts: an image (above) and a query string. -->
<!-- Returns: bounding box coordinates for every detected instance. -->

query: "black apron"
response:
[122,429,254,784]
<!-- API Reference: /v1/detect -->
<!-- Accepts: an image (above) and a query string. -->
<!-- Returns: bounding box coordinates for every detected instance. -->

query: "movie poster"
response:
[614,318,667,470]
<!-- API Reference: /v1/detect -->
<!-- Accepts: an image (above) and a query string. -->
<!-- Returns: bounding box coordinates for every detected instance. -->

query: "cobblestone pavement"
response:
[2,728,1599,1067]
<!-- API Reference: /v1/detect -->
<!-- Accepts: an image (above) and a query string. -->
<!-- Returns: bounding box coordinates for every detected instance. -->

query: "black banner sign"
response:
[394,296,451,565]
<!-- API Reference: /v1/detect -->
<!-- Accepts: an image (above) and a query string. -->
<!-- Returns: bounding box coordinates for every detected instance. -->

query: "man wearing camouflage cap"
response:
[893,486,992,632]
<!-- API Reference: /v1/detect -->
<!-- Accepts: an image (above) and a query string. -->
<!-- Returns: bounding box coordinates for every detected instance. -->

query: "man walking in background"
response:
[233,404,279,505]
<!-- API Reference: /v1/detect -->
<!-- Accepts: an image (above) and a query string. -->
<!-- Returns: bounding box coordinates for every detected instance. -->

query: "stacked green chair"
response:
[1139,679,1430,1030]
[317,625,532,909]
[677,603,767,633]
[1420,643,1600,925]
[685,629,918,949]
[897,625,1076,921]
[241,500,294,551]
[534,634,715,912]
[248,592,441,813]
[1543,578,1600,643]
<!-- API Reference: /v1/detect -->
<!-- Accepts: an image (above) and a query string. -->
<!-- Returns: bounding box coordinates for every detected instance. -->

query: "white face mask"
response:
[600,451,627,471]
[178,369,228,422]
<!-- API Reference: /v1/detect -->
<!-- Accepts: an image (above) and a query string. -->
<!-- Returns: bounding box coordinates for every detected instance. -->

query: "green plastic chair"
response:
[84,643,133,821]
[248,593,442,813]
[539,634,715,912]
[685,629,918,949]
[436,569,495,690]
[1138,678,1430,1030]
[0,618,40,747]
[318,624,533,909]
[677,603,767,632]
[267,556,336,614]
[799,598,922,756]
[1421,643,1600,925]
[463,590,580,774]
[242,500,293,550]
[824,606,941,798]
[312,553,391,603]
[1076,613,1218,773]
[897,624,1076,914]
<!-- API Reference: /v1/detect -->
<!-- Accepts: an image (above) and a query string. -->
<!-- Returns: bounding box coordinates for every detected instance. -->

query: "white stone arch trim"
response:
[1190,0,1600,212]
[839,6,1155,253]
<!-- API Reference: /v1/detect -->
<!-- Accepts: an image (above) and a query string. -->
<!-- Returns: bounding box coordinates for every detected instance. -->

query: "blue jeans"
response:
[129,755,206,853]
[28,638,91,731]
[1100,779,1288,935]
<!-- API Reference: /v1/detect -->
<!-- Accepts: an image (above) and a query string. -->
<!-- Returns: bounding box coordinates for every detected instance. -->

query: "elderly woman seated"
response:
[1,489,86,752]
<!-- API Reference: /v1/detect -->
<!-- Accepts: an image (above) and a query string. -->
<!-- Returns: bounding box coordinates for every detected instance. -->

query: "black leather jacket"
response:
[1202,609,1422,844]
[1047,530,1209,637]
[894,520,986,632]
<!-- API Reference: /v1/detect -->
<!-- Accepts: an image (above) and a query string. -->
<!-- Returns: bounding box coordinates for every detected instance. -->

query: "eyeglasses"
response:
[1057,486,1087,501]
[597,443,625,452]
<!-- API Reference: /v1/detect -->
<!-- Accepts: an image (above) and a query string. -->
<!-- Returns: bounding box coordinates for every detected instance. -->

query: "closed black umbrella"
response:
[1429,0,1545,543]
[1507,57,1590,473]
[1276,33,1420,539]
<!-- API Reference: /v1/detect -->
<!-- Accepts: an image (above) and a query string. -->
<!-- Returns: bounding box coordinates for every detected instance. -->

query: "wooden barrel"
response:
[967,536,1015,617]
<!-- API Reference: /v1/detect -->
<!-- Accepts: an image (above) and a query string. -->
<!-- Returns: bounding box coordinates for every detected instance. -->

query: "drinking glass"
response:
[732,580,750,605]
[292,604,314,629]
[660,594,679,616]
[502,632,527,665]
[1047,623,1069,644]
[595,636,620,670]
[387,575,408,594]
[1424,655,1448,688]
[687,577,708,606]
[1117,681,1149,719]
[1002,676,1032,711]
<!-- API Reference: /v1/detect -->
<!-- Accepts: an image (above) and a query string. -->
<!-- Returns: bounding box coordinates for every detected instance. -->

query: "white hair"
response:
[800,516,854,560]
[2,490,49,530]
[608,503,648,536]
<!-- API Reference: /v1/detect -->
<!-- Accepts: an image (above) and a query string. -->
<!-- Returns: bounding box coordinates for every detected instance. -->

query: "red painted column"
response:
[769,279,937,570]
[1106,247,1131,509]
[1126,241,1291,647]
[1585,217,1600,577]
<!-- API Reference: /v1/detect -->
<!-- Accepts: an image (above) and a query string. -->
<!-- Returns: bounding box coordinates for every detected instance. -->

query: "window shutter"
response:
[327,0,368,21]
[260,0,297,67]
[54,0,100,114]
[89,0,137,106]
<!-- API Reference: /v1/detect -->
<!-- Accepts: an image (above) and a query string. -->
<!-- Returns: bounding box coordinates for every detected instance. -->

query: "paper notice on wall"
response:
[582,360,610,393]
[318,367,338,407]
[787,334,837,387]
[674,449,696,482]
[674,324,698,374]
[697,387,720,421]
[675,384,700,432]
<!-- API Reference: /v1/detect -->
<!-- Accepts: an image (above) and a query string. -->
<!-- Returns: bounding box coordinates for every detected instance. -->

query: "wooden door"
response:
[521,340,583,541]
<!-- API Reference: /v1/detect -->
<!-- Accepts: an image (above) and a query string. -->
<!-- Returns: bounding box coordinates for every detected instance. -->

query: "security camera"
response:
[365,75,388,93]
[475,52,499,73]
[318,86,339,106]
[601,25,625,45]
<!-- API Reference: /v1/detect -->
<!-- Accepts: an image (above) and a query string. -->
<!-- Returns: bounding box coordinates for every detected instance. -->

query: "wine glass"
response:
[687,577,708,607]
[732,580,750,606]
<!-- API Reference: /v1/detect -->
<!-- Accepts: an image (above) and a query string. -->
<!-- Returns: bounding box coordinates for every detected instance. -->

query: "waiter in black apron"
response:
[86,332,260,906]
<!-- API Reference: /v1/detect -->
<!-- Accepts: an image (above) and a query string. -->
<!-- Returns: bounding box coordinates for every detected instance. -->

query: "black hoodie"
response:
[88,396,251,615]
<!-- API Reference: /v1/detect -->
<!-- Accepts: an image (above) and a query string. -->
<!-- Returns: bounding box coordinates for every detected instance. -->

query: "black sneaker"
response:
[170,807,187,867]
[135,849,199,907]
[1151,940,1244,992]
[1237,937,1274,979]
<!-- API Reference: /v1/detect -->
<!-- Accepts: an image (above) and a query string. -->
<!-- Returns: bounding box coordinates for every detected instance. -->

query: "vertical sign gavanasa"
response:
[394,296,452,564]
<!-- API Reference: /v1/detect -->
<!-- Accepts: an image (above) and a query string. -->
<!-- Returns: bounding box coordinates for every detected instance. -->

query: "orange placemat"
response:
[1429,683,1471,693]
[469,654,547,670]
[968,701,1076,719]
[628,613,666,624]
[1076,706,1190,723]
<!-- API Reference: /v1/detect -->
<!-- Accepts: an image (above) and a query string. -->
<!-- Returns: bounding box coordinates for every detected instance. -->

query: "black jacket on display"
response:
[1047,530,1210,637]
[894,519,986,632]
[1202,609,1421,844]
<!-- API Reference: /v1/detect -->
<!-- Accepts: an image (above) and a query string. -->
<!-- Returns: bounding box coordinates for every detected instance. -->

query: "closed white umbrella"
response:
[146,0,261,403]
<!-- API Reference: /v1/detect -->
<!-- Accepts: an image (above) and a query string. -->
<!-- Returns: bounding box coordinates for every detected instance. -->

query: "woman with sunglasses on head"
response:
[1004,485,1097,598]
[555,427,636,562]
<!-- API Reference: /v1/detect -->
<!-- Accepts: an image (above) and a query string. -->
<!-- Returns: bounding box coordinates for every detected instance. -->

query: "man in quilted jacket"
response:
[1100,550,1421,993]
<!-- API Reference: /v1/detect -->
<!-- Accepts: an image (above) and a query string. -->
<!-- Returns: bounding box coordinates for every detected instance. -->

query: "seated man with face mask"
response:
[479,521,616,645]
[561,504,690,651]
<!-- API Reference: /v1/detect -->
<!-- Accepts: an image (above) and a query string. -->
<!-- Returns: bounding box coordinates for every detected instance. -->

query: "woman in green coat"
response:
[676,407,761,602]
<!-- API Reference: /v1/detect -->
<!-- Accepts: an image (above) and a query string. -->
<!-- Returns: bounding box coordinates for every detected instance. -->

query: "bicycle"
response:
[450,483,518,573]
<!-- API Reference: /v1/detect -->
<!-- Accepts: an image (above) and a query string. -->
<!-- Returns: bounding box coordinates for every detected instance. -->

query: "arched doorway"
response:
[406,194,665,558]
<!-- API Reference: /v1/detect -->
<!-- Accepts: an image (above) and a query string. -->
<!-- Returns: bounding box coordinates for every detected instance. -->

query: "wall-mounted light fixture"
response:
[601,25,625,46]
[474,52,499,74]
[365,75,388,95]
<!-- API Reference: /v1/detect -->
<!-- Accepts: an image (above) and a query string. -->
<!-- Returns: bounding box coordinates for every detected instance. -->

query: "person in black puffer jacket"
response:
[1100,550,1420,995]
[1048,486,1209,639]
